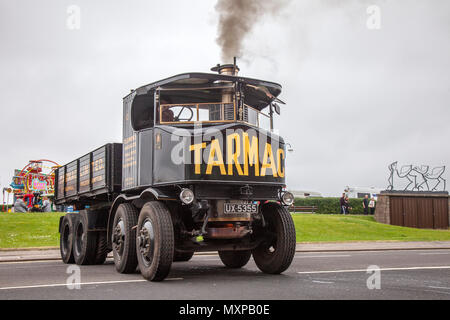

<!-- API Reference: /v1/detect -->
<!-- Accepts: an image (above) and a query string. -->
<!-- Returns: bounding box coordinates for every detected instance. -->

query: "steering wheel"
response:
[173,106,194,122]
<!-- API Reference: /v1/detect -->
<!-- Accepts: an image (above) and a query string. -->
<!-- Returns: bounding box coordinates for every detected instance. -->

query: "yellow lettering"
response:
[227,133,244,176]
[243,133,259,176]
[206,139,226,175]
[277,148,285,178]
[189,143,206,174]
[261,143,277,177]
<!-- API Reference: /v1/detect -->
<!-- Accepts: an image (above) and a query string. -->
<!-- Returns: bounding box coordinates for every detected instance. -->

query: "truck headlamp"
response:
[281,191,294,206]
[180,188,195,205]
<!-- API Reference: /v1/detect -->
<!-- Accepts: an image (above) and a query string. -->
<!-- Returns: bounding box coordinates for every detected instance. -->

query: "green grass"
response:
[292,214,450,242]
[0,212,449,249]
[0,212,65,248]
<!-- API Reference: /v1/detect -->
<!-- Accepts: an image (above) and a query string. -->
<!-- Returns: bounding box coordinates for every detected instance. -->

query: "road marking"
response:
[419,252,450,255]
[312,280,335,284]
[423,289,450,296]
[297,255,351,258]
[428,286,450,290]
[297,266,450,275]
[0,260,60,265]
[0,278,182,290]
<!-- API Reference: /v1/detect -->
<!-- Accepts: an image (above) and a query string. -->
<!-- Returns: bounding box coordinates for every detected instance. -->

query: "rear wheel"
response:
[94,232,108,265]
[60,214,75,264]
[112,203,139,273]
[136,201,174,281]
[73,213,97,265]
[173,250,194,262]
[252,202,296,274]
[218,250,251,268]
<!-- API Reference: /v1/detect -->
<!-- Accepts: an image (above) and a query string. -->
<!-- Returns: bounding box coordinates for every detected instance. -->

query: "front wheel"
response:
[252,202,296,274]
[136,201,174,281]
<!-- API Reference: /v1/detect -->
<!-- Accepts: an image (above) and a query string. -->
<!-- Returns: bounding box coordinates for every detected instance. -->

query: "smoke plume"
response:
[215,0,289,63]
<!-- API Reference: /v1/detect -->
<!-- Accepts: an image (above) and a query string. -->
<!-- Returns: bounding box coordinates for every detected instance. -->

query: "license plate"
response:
[224,202,259,214]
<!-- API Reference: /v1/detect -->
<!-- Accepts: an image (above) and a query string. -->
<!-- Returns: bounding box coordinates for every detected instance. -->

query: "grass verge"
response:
[293,214,450,242]
[0,212,449,249]
[0,212,65,248]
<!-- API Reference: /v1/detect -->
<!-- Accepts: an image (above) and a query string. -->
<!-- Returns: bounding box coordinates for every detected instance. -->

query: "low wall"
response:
[375,191,449,229]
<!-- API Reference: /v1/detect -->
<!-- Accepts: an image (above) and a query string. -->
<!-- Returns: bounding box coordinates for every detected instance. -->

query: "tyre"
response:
[112,203,139,273]
[252,202,296,274]
[73,212,98,265]
[94,231,108,265]
[173,250,194,262]
[60,214,75,264]
[218,250,251,268]
[136,201,174,281]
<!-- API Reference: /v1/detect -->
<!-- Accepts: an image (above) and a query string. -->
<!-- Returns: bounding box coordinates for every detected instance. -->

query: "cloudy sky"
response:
[0,0,449,198]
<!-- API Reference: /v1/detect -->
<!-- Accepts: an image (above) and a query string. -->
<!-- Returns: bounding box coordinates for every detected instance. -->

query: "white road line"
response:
[296,255,351,258]
[312,280,335,284]
[419,252,450,255]
[423,289,450,296]
[297,266,450,275]
[0,260,59,265]
[0,278,181,290]
[428,286,450,290]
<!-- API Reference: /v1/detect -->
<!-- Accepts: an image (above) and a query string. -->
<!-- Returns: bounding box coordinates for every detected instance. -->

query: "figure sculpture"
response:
[387,162,446,191]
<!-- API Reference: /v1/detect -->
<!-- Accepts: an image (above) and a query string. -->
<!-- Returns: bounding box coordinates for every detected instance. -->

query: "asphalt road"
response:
[0,249,449,300]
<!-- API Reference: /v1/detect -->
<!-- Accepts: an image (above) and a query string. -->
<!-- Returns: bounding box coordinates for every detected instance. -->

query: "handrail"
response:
[159,102,271,129]
[160,102,236,124]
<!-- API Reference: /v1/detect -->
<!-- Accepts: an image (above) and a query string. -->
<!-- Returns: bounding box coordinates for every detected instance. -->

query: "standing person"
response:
[42,196,51,212]
[362,195,369,215]
[344,196,352,215]
[369,197,376,215]
[340,193,346,214]
[14,196,27,213]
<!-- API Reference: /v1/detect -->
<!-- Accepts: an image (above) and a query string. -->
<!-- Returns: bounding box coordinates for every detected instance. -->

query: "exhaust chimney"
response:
[211,58,239,115]
[211,57,240,76]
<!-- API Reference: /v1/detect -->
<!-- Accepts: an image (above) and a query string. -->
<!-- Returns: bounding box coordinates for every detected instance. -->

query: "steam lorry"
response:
[56,63,296,281]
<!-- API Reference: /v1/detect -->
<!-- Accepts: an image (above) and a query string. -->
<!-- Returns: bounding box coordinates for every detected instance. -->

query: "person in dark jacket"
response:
[363,195,369,215]
[340,193,346,214]
[344,196,352,215]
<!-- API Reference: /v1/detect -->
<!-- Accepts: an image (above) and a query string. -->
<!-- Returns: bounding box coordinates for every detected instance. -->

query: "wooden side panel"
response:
[433,198,449,229]
[390,197,404,226]
[92,146,107,191]
[78,154,91,194]
[417,198,433,229]
[65,161,78,197]
[56,167,65,200]
[403,197,418,228]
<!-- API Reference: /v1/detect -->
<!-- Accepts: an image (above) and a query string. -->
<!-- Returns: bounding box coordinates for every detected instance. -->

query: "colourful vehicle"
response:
[8,160,59,212]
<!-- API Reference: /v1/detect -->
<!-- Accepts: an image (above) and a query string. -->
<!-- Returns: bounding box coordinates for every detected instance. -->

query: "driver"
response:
[160,99,174,122]
[161,108,174,122]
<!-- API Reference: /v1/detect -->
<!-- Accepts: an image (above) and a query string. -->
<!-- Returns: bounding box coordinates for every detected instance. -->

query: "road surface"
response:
[0,249,449,300]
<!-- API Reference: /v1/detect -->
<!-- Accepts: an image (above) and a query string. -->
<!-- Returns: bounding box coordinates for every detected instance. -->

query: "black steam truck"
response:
[56,63,296,281]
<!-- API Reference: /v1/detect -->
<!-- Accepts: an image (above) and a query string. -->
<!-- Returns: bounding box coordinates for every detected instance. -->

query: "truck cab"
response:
[57,64,296,281]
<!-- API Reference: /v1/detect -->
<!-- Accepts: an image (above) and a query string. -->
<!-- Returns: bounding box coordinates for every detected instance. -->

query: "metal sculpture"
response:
[387,161,446,191]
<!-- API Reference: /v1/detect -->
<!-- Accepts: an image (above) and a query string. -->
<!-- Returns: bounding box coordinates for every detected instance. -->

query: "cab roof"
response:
[128,72,283,111]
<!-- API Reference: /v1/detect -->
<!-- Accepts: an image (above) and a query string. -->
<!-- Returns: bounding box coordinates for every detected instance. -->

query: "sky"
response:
[0,0,449,199]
